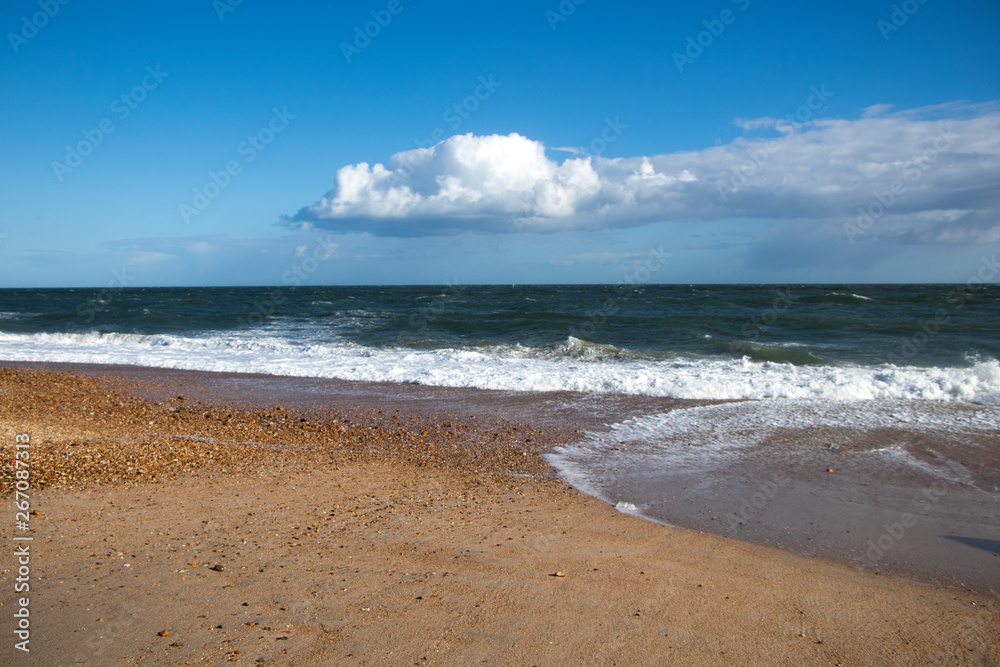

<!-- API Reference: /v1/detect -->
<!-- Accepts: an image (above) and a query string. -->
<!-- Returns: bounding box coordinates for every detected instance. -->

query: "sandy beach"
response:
[1,365,998,665]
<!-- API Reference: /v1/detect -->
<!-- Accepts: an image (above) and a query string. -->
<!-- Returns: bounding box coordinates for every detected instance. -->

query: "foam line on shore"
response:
[2,331,999,403]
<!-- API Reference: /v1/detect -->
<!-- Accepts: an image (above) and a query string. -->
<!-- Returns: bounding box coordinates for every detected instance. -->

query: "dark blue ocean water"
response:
[0,284,998,401]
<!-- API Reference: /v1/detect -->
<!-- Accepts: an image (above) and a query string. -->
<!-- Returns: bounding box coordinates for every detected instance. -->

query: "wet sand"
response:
[0,360,714,434]
[1,364,999,665]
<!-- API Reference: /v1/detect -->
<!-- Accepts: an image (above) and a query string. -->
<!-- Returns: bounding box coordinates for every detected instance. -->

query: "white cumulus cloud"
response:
[286,102,1000,243]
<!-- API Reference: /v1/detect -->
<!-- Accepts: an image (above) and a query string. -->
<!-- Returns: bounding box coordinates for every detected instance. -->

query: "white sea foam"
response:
[826,292,873,301]
[552,400,1000,461]
[543,399,1000,504]
[1,331,999,404]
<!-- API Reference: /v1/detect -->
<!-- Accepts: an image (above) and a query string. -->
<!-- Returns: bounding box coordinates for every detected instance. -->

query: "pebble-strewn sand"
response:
[1,367,998,666]
[0,367,565,495]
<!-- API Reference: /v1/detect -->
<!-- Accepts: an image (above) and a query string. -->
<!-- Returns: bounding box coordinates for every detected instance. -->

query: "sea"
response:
[0,284,997,401]
[2,284,999,588]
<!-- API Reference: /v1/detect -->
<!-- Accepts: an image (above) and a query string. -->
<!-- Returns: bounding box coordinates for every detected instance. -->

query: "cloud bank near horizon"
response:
[285,102,1000,244]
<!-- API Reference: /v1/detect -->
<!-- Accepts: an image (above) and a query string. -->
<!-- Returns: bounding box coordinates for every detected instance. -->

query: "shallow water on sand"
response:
[546,399,1000,593]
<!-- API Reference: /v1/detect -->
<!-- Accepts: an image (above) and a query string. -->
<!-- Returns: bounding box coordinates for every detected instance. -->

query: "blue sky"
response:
[1,0,998,287]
